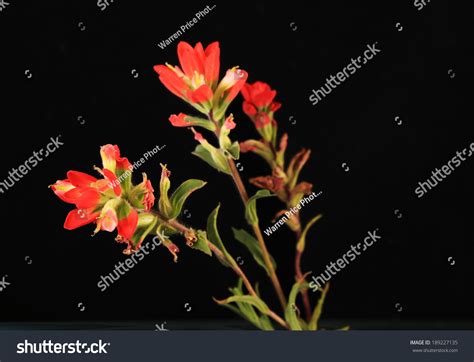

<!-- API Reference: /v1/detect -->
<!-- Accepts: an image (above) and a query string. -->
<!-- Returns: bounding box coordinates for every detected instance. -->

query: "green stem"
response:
[209,113,288,311]
[150,210,290,329]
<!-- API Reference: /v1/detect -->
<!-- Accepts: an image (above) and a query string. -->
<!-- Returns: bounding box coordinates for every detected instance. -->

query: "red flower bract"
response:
[50,145,150,248]
[153,41,220,109]
[169,113,190,127]
[242,81,281,110]
[154,41,248,119]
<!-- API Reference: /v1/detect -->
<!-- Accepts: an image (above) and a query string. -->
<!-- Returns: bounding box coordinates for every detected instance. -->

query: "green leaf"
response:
[191,230,212,256]
[227,141,240,160]
[115,167,132,194]
[285,279,309,330]
[258,313,275,330]
[232,228,277,276]
[227,279,262,329]
[245,190,274,226]
[168,179,207,219]
[308,283,330,331]
[192,144,231,175]
[254,283,274,330]
[215,295,270,316]
[296,214,323,253]
[220,303,248,322]
[115,199,132,220]
[183,116,216,131]
[206,204,235,267]
[129,213,158,249]
[219,280,275,331]
[158,164,173,218]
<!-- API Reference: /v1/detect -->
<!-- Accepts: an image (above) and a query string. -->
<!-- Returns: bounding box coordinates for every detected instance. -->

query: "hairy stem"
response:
[247,207,287,311]
[209,114,288,311]
[274,145,313,321]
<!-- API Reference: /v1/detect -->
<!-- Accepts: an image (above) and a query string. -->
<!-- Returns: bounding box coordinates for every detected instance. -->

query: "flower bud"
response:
[158,164,173,218]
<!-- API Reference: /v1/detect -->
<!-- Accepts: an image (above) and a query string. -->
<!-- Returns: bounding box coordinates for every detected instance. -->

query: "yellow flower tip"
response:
[165,63,175,71]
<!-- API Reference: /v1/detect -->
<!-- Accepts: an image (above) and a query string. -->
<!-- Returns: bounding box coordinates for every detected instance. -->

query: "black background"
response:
[0,1,472,328]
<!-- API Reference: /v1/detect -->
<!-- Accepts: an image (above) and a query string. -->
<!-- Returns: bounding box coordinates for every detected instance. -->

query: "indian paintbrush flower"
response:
[50,144,155,254]
[154,41,247,123]
[51,40,335,331]
[241,81,281,143]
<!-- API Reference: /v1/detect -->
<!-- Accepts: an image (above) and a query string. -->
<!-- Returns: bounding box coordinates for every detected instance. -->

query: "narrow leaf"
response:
[254,282,274,330]
[214,295,270,316]
[258,313,275,331]
[169,179,206,219]
[308,283,330,331]
[192,144,231,175]
[296,214,323,253]
[191,230,212,256]
[158,164,173,217]
[129,214,158,249]
[232,228,277,275]
[227,141,240,160]
[245,189,274,226]
[207,204,235,267]
[184,116,217,131]
[285,279,309,330]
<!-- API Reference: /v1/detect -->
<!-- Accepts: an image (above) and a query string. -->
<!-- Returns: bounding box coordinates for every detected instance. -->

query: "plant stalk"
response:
[155,213,290,329]
[209,114,288,311]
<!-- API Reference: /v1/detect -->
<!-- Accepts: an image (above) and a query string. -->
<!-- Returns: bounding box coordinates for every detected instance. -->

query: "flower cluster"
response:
[242,81,281,142]
[239,82,313,231]
[50,145,155,253]
[153,41,248,175]
[50,145,205,257]
[50,40,334,331]
[154,42,247,123]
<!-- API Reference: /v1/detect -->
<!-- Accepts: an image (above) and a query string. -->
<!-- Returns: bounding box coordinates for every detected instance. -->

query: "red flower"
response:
[143,180,155,211]
[169,113,190,127]
[100,144,132,175]
[241,81,281,128]
[50,145,149,243]
[223,114,236,130]
[154,41,248,119]
[63,208,100,230]
[117,207,138,240]
[242,81,281,111]
[249,175,285,193]
[51,172,107,231]
[153,41,220,111]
